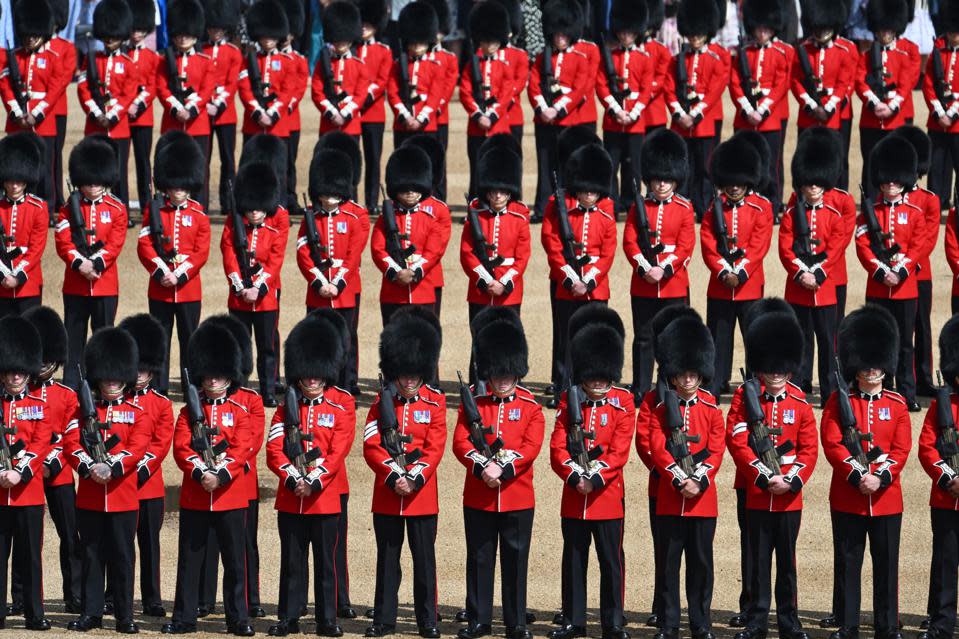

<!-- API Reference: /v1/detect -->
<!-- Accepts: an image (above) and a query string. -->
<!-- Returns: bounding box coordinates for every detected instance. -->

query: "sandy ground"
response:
[12,85,955,637]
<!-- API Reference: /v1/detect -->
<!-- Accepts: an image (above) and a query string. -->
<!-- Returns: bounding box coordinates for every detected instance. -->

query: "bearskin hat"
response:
[569,303,626,341]
[733,129,772,194]
[651,305,701,362]
[235,162,280,213]
[870,135,918,189]
[937,0,959,33]
[278,0,305,36]
[742,0,784,32]
[420,0,450,34]
[677,0,720,37]
[309,149,353,202]
[0,316,41,376]
[476,148,522,199]
[202,314,253,379]
[93,0,133,40]
[564,144,612,197]
[285,314,345,383]
[22,306,67,366]
[801,0,848,34]
[745,296,796,327]
[470,305,522,338]
[542,0,583,41]
[890,125,932,177]
[646,0,665,31]
[838,304,899,382]
[402,134,445,191]
[14,0,55,39]
[557,126,601,168]
[939,315,959,389]
[239,133,289,194]
[657,315,715,381]
[166,0,205,38]
[323,1,362,43]
[117,314,167,376]
[385,145,433,199]
[154,131,205,193]
[85,327,138,387]
[490,0,523,38]
[399,2,438,44]
[187,322,242,384]
[476,318,529,380]
[610,0,648,34]
[571,323,624,384]
[202,0,240,30]
[710,135,762,188]
[791,127,842,190]
[308,307,351,366]
[478,132,523,162]
[379,312,441,381]
[49,0,69,29]
[867,0,910,33]
[354,0,388,32]
[392,305,442,343]
[130,0,159,32]
[315,131,362,188]
[745,310,803,376]
[641,128,688,184]
[0,133,41,186]
[69,136,118,187]
[470,1,510,43]
[246,0,290,40]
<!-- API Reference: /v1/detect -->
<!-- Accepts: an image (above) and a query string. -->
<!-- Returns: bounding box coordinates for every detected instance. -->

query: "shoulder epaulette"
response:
[226,398,251,413]
[788,391,809,405]
[332,385,354,397]
[103,193,124,207]
[423,383,443,396]
[122,400,146,412]
[239,386,261,397]
[149,388,170,401]
[25,194,44,206]
[884,390,907,405]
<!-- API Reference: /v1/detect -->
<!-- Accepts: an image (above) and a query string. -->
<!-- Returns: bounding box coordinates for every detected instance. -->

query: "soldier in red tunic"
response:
[355,0,392,213]
[312,3,369,139]
[925,1,959,202]
[239,1,295,145]
[276,0,309,203]
[421,0,458,200]
[126,0,161,222]
[489,0,527,149]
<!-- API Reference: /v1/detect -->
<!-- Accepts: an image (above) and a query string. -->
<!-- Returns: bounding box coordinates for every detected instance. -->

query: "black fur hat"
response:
[867,0,910,33]
[745,310,803,376]
[478,132,523,162]
[744,296,796,327]
[565,144,612,196]
[801,0,848,33]
[385,145,433,199]
[278,0,305,36]
[569,303,626,340]
[641,128,688,184]
[187,322,243,383]
[154,131,205,193]
[246,0,290,40]
[742,0,784,32]
[732,129,772,194]
[890,125,932,177]
[0,316,41,376]
[379,312,441,381]
[0,133,41,185]
[420,0,450,34]
[117,314,167,376]
[610,0,648,34]
[869,135,918,189]
[240,133,289,195]
[202,0,240,29]
[14,0,55,39]
[710,135,762,188]
[94,0,133,40]
[838,304,899,381]
[323,1,362,43]
[645,0,665,31]
[677,0,720,36]
[308,307,351,371]
[657,315,715,381]
[49,0,69,29]
[285,314,345,383]
[22,306,67,365]
[85,327,138,387]
[937,0,959,33]
[470,305,522,338]
[69,136,118,187]
[354,0,388,32]
[490,0,523,38]
[235,161,281,213]
[309,149,354,201]
[476,148,522,199]
[939,315,959,389]
[167,0,206,38]
[791,127,842,190]
[315,131,362,188]
[130,0,159,32]
[476,318,529,380]
[202,314,253,379]
[651,305,700,362]
[470,1,510,43]
[542,0,583,40]
[557,126,601,168]
[571,323,624,384]
[399,2,438,44]
[402,134,445,191]
[392,305,442,343]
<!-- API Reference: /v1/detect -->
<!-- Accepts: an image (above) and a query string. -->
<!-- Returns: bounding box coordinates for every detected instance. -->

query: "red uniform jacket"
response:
[227,387,264,501]
[527,47,590,124]
[36,380,78,488]
[770,38,794,122]
[429,45,459,126]
[778,199,846,306]
[596,44,654,134]
[77,50,136,138]
[0,390,52,507]
[460,199,531,306]
[0,194,48,299]
[362,385,447,517]
[623,194,695,298]
[726,384,818,512]
[369,203,445,304]
[453,386,544,512]
[729,43,789,131]
[896,37,921,120]
[923,43,959,132]
[267,389,355,515]
[855,43,916,130]
[126,44,160,128]
[549,391,634,520]
[238,48,294,137]
[65,398,151,512]
[663,45,727,138]
[296,202,368,309]
[137,198,211,303]
[786,189,857,287]
[855,197,927,300]
[55,194,128,297]
[708,42,729,127]
[902,186,940,283]
[568,39,599,125]
[837,36,859,121]
[790,39,855,129]
[282,47,309,133]
[0,44,71,136]
[945,207,959,297]
[421,196,451,289]
[699,193,773,301]
[635,387,662,498]
[173,394,252,511]
[459,52,514,137]
[918,393,959,510]
[311,50,369,136]
[648,389,726,517]
[501,44,528,127]
[357,39,392,124]
[641,37,671,129]
[387,54,444,132]
[206,40,242,127]
[129,388,174,501]
[821,388,912,516]
[155,48,214,135]
[541,196,617,302]
[220,216,285,312]
[49,36,76,120]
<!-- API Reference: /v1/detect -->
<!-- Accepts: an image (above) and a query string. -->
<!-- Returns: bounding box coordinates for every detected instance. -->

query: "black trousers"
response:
[648,497,663,619]
[40,134,58,219]
[511,124,524,199]
[228,309,278,397]
[436,123,448,201]
[736,488,752,616]
[47,483,82,604]
[553,297,606,389]
[929,130,959,204]
[210,124,236,213]
[560,517,625,629]
[790,302,837,400]
[745,509,802,634]
[832,511,902,633]
[0,295,40,318]
[380,302,435,327]
[836,284,848,326]
[681,136,717,221]
[336,493,351,608]
[548,281,559,386]
[148,299,201,395]
[656,515,716,634]
[706,297,758,397]
[173,508,248,628]
[830,509,844,620]
[190,134,211,212]
[245,498,261,608]
[915,279,936,391]
[130,125,153,211]
[534,123,561,214]
[839,119,852,192]
[362,122,385,211]
[108,137,132,211]
[463,507,534,629]
[77,508,138,624]
[63,295,119,389]
[54,115,67,209]
[603,131,644,211]
[372,513,438,628]
[137,497,165,609]
[277,510,339,623]
[287,130,301,205]
[776,119,787,203]
[859,128,893,201]
[927,508,959,636]
[867,296,918,402]
[468,303,522,382]
[0,505,44,622]
[631,296,686,395]
[466,135,486,200]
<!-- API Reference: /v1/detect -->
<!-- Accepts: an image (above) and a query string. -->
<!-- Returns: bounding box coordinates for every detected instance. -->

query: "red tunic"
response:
[0,194,48,299]
[527,47,590,124]
[641,38,670,129]
[54,194,128,297]
[459,199,531,306]
[541,196,618,302]
[729,43,789,131]
[596,44,654,134]
[770,38,794,123]
[238,49,295,137]
[459,52,514,137]
[421,196,451,290]
[924,43,959,132]
[77,50,136,138]
[126,44,160,128]
[36,380,78,489]
[663,46,727,138]
[918,393,959,511]
[357,39,392,124]
[501,44,529,127]
[623,194,695,298]
[902,187,940,283]
[282,47,309,133]
[48,36,76,120]
[945,207,959,297]
[296,202,368,309]
[568,39,599,126]
[699,193,773,301]
[369,203,446,304]
[206,40,242,127]
[220,216,285,312]
[311,50,369,136]
[428,45,459,127]
[790,39,854,129]
[0,44,71,136]
[0,390,52,507]
[137,199,211,303]
[896,37,921,121]
[129,388,174,501]
[778,200,846,306]
[155,48,215,135]
[854,197,927,300]
[635,388,661,498]
[386,55,445,133]
[855,43,917,130]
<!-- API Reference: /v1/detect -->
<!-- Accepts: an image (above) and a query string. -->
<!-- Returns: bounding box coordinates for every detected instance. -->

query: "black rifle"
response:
[228,182,259,289]
[163,47,192,104]
[301,197,333,270]
[466,36,496,111]
[466,196,504,273]
[396,48,415,116]
[182,368,228,470]
[457,371,503,463]
[741,375,795,476]
[935,371,959,477]
[0,216,22,272]
[77,366,120,465]
[791,198,826,268]
[865,41,896,99]
[931,47,956,120]
[377,375,423,471]
[381,194,416,268]
[246,49,277,111]
[632,178,664,273]
[540,44,561,104]
[833,356,884,471]
[565,379,603,472]
[735,23,760,112]
[859,184,901,267]
[712,193,745,265]
[599,33,628,104]
[67,189,105,260]
[552,172,591,274]
[148,194,175,265]
[5,49,28,116]
[282,386,322,487]
[675,45,697,113]
[319,46,348,108]
[0,404,24,472]
[664,387,709,482]
[795,44,825,110]
[86,48,110,115]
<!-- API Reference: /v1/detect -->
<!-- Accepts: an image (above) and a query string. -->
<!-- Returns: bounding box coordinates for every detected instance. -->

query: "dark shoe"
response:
[250,607,266,618]
[828,627,860,639]
[0,619,4,630]
[653,630,679,639]
[455,610,469,623]
[231,623,256,637]
[318,622,344,637]
[365,624,395,637]
[26,618,51,631]
[883,633,903,639]
[103,601,115,616]
[645,615,659,628]
[196,606,211,618]
[365,609,376,620]
[546,397,558,409]
[67,616,103,632]
[419,626,441,638]
[551,614,566,626]
[116,622,140,634]
[921,620,931,631]
[693,633,716,639]
[143,604,167,618]
[5,602,22,616]
[602,627,630,639]
[729,613,748,627]
[268,620,301,636]
[508,630,532,639]
[918,631,946,639]
[529,211,544,224]
[337,606,357,620]
[263,396,279,408]
[544,384,555,396]
[908,400,922,412]
[547,625,587,639]
[526,614,536,625]
[66,599,82,614]
[819,616,839,629]
[458,623,492,639]
[781,632,809,639]
[161,622,197,634]
[734,630,766,639]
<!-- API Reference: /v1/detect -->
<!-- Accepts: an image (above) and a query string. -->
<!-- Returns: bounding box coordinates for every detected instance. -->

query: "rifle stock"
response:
[457,371,503,462]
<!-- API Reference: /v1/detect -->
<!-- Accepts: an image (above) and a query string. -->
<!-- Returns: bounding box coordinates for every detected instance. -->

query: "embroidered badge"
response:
[413,410,430,424]
[878,407,891,421]
[508,408,521,421]
[600,414,608,426]
[782,409,795,424]
[221,412,234,427]
[336,221,348,233]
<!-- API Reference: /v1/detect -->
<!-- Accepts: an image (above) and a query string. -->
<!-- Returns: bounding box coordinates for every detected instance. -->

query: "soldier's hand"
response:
[644,266,665,284]
[294,479,312,497]
[330,112,346,127]
[798,272,818,290]
[1,275,18,289]
[812,106,829,122]
[395,269,415,285]
[0,471,15,488]
[175,108,191,123]
[746,111,764,126]
[257,112,274,127]
[206,103,219,117]
[200,472,220,493]
[575,478,594,495]
[540,107,558,123]
[42,465,50,479]
[161,272,179,288]
[615,110,632,125]
[859,473,881,494]
[485,477,502,488]
[488,281,506,296]
[23,113,36,127]
[679,478,701,498]
[883,272,901,288]
[481,463,503,483]
[478,115,492,130]
[940,115,955,129]
[948,477,959,497]
[320,283,339,298]
[393,476,413,496]
[570,281,588,297]
[91,463,112,484]
[96,114,111,129]
[722,273,740,289]
[241,288,260,304]
[78,259,97,278]
[678,114,695,129]
[873,103,893,119]
[767,475,791,495]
